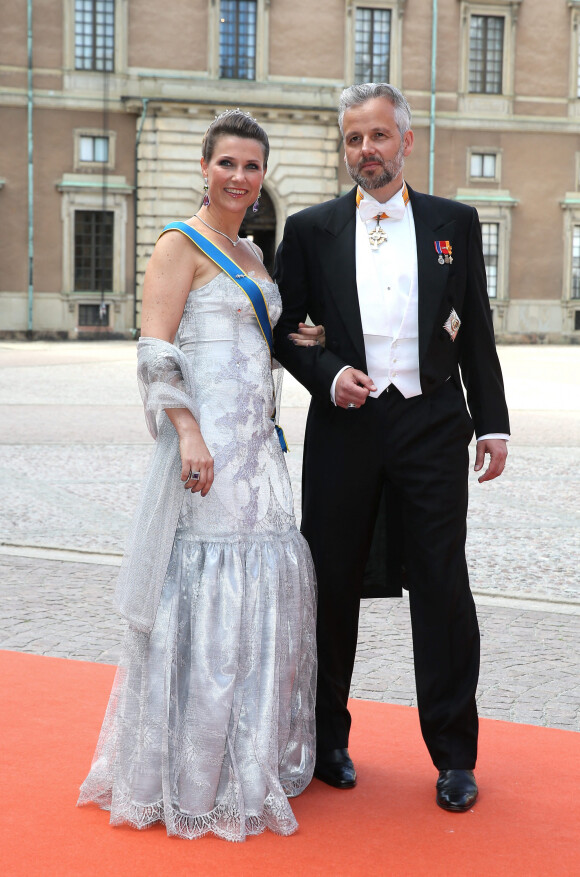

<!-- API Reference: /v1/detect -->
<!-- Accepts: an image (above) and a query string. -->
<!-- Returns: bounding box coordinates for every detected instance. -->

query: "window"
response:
[454,188,515,313]
[79,135,109,163]
[74,210,114,292]
[57,175,131,329]
[572,1,580,102]
[345,2,404,88]
[469,15,504,94]
[219,0,257,80]
[74,129,116,170]
[470,152,497,179]
[459,2,519,112]
[74,0,115,72]
[572,226,580,299]
[481,222,499,298]
[78,303,110,326]
[354,7,392,84]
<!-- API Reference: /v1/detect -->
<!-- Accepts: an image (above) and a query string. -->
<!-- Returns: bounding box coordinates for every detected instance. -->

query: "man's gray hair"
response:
[338,83,412,139]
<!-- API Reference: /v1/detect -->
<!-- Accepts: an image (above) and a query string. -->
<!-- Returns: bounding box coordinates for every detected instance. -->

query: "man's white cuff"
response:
[330,366,352,405]
[476,433,510,442]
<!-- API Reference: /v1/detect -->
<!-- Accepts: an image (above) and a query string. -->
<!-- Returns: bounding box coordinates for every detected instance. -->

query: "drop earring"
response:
[252,188,261,214]
[202,178,210,207]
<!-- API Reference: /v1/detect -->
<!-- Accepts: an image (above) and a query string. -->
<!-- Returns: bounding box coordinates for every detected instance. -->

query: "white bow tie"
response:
[357,196,407,224]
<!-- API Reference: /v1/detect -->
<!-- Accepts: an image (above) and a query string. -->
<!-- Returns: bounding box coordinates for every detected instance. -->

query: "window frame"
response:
[345,1,405,88]
[569,0,580,115]
[458,1,521,113]
[571,225,580,301]
[480,220,500,298]
[468,13,505,95]
[73,0,116,73]
[353,5,393,84]
[208,0,269,81]
[74,128,116,172]
[454,187,517,328]
[218,0,258,81]
[57,175,131,302]
[73,209,115,293]
[78,302,111,327]
[467,147,501,184]
[63,0,127,87]
[561,194,580,332]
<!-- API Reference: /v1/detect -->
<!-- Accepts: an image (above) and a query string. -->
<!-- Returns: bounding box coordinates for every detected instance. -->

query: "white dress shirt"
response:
[356,184,420,398]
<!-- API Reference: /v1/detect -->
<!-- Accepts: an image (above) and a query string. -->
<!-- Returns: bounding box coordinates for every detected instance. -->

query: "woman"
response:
[78,110,317,841]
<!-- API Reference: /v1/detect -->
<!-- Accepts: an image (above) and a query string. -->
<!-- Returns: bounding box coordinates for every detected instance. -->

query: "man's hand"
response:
[335,368,376,409]
[474,438,508,483]
[288,322,326,347]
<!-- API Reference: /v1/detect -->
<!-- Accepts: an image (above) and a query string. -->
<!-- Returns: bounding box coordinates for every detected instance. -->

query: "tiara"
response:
[209,108,259,126]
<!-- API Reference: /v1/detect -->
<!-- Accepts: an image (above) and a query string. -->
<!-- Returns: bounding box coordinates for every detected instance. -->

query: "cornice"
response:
[346,0,407,17]
[458,0,522,6]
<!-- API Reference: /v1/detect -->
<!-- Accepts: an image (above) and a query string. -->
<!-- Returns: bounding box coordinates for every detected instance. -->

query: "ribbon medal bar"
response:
[434,240,453,265]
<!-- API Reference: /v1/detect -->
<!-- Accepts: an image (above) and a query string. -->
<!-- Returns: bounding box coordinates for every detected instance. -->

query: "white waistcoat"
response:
[355,196,422,398]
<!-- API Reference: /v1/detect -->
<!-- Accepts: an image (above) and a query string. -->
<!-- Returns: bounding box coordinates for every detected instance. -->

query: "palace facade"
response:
[1,0,579,339]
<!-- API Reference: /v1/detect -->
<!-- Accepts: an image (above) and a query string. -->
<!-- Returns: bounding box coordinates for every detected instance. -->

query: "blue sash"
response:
[159,221,287,452]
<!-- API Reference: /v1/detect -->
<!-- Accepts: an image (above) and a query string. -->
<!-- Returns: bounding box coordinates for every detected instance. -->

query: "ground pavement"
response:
[0,341,578,731]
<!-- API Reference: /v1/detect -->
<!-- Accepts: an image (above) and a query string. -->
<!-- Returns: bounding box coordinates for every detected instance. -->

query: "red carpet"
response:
[1,650,578,876]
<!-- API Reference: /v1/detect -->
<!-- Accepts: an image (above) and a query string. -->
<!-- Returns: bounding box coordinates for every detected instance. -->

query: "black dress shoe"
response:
[314,748,357,789]
[436,769,478,812]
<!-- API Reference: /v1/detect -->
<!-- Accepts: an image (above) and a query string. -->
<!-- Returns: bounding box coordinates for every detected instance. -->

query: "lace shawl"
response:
[114,337,198,632]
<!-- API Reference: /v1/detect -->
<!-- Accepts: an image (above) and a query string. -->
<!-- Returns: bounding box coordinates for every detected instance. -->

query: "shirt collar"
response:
[356,181,409,213]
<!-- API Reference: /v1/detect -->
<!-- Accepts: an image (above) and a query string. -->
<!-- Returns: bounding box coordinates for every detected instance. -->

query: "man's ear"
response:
[403,129,414,157]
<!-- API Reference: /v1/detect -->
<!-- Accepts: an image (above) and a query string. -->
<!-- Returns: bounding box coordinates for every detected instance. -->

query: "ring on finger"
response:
[347,403,356,409]
[188,470,201,481]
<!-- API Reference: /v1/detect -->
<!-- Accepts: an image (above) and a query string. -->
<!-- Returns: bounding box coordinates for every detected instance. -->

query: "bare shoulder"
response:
[150,227,198,266]
[145,227,201,292]
[141,228,199,339]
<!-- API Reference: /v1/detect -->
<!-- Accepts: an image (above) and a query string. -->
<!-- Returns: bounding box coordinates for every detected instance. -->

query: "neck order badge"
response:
[356,182,410,249]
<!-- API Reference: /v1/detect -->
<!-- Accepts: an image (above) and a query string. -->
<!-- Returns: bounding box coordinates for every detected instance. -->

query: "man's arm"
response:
[458,208,510,438]
[273,217,349,398]
[454,207,510,481]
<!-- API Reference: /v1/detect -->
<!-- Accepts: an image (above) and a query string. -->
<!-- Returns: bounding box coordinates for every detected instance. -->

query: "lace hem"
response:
[78,791,298,842]
[281,773,312,799]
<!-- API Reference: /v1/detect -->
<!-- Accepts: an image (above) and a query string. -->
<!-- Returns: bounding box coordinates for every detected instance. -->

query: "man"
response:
[273,83,509,812]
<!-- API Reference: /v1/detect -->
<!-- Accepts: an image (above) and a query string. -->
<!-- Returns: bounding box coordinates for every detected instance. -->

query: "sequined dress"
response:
[78,271,317,841]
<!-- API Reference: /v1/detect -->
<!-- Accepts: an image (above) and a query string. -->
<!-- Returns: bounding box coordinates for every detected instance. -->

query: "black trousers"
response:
[301,379,480,769]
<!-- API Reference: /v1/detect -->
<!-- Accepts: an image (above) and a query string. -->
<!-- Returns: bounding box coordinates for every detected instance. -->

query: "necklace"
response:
[195,213,240,246]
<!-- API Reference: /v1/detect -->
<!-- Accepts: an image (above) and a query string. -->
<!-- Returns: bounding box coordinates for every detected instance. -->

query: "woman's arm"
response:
[141,231,214,496]
[165,408,214,497]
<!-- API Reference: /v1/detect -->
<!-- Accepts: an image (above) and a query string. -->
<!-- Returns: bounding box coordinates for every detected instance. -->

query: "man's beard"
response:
[346,143,405,191]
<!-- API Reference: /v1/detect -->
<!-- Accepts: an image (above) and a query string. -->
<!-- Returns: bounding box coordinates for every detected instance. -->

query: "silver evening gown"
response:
[78,270,317,841]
